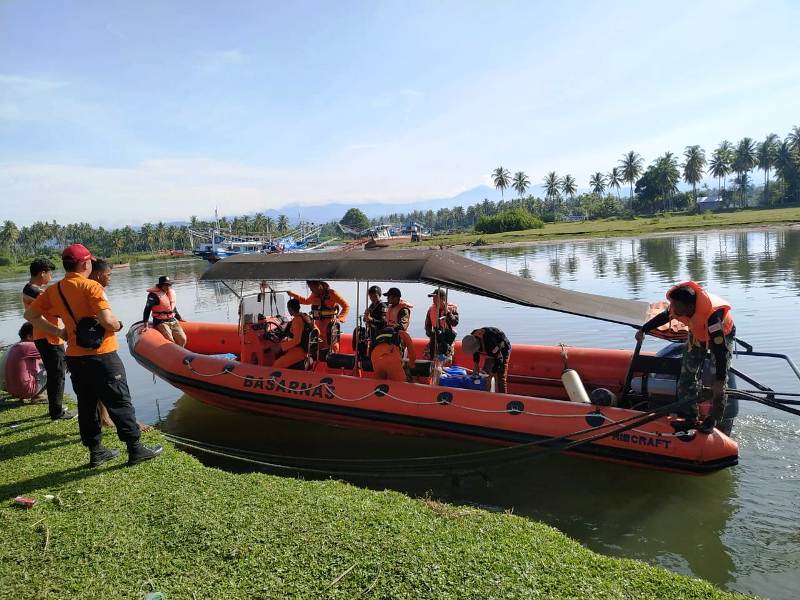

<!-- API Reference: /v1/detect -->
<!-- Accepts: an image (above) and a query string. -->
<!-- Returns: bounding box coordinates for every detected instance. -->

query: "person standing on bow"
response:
[288,280,349,354]
[424,288,459,362]
[461,327,512,393]
[370,325,416,382]
[143,276,187,347]
[384,287,412,331]
[273,299,318,369]
[636,281,735,433]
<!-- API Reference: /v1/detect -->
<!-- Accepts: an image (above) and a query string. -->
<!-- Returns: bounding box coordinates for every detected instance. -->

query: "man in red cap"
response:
[24,244,163,467]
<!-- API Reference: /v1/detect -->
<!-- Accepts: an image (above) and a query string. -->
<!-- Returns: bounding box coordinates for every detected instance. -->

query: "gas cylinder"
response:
[561,369,591,403]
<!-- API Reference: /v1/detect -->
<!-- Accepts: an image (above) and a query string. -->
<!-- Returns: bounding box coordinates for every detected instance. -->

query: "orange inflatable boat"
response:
[127,250,746,474]
[128,322,738,473]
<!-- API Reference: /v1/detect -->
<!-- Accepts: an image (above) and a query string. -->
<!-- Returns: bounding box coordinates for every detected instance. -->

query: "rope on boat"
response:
[162,397,692,478]
[182,361,691,435]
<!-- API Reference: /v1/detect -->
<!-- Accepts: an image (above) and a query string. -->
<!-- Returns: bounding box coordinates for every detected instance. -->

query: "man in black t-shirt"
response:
[462,327,512,393]
[20,258,74,420]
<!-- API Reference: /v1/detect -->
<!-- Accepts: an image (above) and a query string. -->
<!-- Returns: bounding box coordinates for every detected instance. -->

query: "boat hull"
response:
[128,323,739,474]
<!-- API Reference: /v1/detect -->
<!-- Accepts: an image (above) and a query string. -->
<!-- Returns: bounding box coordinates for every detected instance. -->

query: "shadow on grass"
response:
[0,461,128,501]
[0,432,74,464]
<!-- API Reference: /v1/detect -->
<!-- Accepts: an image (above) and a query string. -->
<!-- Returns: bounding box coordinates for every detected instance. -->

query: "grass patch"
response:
[411,206,800,248]
[0,402,749,599]
[0,252,194,276]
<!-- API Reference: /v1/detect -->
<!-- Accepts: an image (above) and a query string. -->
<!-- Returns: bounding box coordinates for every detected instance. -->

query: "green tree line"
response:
[377,126,800,231]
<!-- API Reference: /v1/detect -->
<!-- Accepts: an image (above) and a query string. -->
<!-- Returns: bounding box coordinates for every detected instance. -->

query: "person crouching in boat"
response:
[288,280,349,354]
[370,326,416,382]
[461,328,512,393]
[273,299,318,369]
[424,288,459,363]
[143,276,187,347]
[384,287,412,331]
[636,281,735,433]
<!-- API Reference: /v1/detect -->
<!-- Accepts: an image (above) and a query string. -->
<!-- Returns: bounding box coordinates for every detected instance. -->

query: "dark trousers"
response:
[66,351,140,449]
[33,339,66,419]
[485,352,511,394]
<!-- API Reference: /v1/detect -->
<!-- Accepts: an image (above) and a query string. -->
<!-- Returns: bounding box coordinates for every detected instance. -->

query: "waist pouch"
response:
[57,282,106,349]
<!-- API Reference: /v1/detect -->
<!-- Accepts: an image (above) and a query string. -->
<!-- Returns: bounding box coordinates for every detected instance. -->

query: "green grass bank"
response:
[0,252,193,276]
[417,206,800,248]
[0,402,748,599]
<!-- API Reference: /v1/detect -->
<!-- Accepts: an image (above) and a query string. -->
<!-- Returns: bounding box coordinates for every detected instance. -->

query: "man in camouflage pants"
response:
[637,284,735,433]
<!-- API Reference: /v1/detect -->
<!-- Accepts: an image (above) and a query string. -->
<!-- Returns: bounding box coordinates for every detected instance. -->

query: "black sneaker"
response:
[89,447,120,467]
[52,409,77,421]
[127,443,164,466]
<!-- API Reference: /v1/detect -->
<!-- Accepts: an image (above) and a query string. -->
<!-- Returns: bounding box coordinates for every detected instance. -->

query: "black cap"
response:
[383,287,401,297]
[157,276,173,286]
[428,288,445,297]
[368,285,381,295]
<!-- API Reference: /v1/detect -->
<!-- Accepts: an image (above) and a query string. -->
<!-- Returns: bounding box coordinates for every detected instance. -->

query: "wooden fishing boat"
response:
[128,250,744,474]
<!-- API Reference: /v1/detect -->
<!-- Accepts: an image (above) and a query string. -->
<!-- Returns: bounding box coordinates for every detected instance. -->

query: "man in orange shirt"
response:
[370,326,416,382]
[273,299,318,369]
[21,258,74,420]
[288,280,349,353]
[25,244,162,467]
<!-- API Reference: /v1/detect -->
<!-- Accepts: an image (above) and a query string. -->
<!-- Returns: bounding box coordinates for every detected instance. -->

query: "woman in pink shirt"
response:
[3,323,45,400]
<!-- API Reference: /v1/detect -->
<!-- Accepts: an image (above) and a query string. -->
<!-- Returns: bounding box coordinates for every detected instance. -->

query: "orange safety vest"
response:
[427,302,457,331]
[386,299,413,327]
[311,290,340,320]
[147,287,177,320]
[666,281,734,344]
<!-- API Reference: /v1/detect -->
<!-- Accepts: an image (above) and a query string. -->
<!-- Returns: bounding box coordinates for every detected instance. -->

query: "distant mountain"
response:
[212,185,502,225]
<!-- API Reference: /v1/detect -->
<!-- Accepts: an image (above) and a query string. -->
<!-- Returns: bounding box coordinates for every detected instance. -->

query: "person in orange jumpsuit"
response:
[273,299,318,369]
[288,281,349,353]
[370,326,416,382]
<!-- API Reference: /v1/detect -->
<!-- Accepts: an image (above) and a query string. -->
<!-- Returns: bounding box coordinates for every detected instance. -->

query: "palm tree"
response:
[757,134,779,204]
[264,216,275,239]
[788,125,800,153]
[492,167,511,199]
[511,171,530,198]
[732,137,757,208]
[658,152,680,210]
[708,144,732,202]
[620,151,644,204]
[277,214,289,233]
[589,172,606,196]
[0,220,20,258]
[682,145,706,206]
[543,171,561,210]
[560,174,577,206]
[607,167,622,200]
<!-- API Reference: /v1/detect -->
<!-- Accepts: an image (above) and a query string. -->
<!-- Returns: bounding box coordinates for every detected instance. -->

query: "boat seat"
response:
[326,352,357,370]
[409,360,432,377]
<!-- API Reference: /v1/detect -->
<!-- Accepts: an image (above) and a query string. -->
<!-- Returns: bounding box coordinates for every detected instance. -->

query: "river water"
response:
[1,228,798,599]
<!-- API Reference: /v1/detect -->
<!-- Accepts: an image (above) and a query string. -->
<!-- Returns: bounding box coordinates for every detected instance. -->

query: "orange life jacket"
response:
[666,281,734,344]
[386,299,413,327]
[311,290,339,320]
[427,302,458,331]
[147,286,177,320]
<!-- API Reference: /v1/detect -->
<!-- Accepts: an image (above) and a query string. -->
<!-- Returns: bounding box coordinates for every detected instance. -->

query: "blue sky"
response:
[2,0,799,225]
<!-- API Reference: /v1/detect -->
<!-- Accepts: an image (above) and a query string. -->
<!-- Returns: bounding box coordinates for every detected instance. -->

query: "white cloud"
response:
[0,74,69,122]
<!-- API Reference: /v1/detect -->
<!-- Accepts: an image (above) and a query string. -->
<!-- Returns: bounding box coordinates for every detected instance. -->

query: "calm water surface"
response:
[1,228,799,599]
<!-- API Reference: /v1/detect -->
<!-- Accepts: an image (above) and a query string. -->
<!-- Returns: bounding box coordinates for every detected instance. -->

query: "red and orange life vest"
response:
[666,281,734,344]
[147,286,177,321]
[427,302,458,331]
[387,299,413,328]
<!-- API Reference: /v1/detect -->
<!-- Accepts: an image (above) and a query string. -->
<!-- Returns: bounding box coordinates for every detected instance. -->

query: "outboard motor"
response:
[630,341,739,435]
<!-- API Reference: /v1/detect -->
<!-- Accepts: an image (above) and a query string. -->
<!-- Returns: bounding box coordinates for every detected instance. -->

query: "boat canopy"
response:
[201,249,652,328]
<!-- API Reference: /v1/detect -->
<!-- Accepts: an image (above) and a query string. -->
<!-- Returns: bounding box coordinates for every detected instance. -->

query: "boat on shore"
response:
[128,250,799,474]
